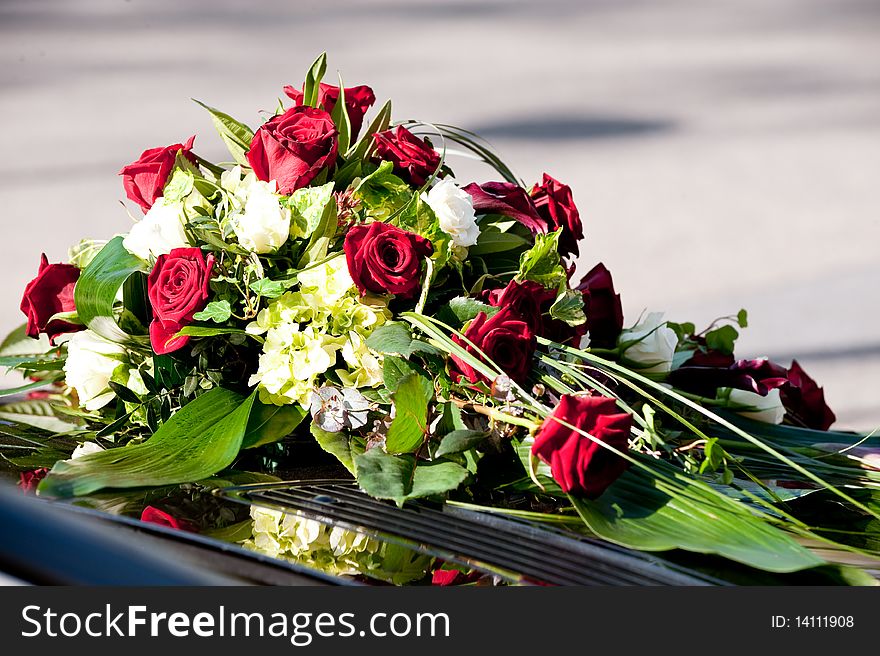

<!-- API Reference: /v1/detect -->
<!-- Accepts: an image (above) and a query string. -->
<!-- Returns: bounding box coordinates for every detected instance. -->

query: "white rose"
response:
[122,198,189,261]
[619,312,678,374]
[230,177,291,254]
[422,178,479,248]
[71,441,104,459]
[63,330,127,411]
[726,387,785,424]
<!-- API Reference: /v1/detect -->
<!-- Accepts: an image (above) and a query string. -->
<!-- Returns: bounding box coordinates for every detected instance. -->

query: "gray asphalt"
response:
[1,0,878,429]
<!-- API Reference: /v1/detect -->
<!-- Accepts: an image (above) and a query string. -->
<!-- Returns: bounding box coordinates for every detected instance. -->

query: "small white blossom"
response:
[223,167,291,254]
[422,178,479,248]
[122,198,189,260]
[63,330,127,411]
[619,312,678,374]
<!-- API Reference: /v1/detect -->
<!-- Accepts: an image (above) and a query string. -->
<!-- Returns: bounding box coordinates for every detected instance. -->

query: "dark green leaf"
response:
[302,52,328,108]
[435,430,489,458]
[241,401,306,449]
[39,388,256,497]
[193,100,254,166]
[74,236,147,341]
[437,297,498,326]
[516,230,566,289]
[106,381,141,405]
[354,448,469,505]
[737,309,749,328]
[705,325,739,356]
[468,230,529,256]
[329,72,351,154]
[382,355,422,393]
[365,322,413,357]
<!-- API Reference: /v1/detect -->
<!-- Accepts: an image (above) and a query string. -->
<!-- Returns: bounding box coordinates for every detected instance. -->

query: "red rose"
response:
[531,173,583,257]
[344,222,433,298]
[532,394,632,498]
[283,82,376,138]
[20,254,84,344]
[576,263,624,349]
[462,182,548,235]
[140,506,184,530]
[670,356,788,398]
[147,247,214,355]
[372,126,441,187]
[19,468,49,494]
[482,280,554,335]
[247,106,338,195]
[120,136,196,213]
[781,360,835,431]
[451,307,535,385]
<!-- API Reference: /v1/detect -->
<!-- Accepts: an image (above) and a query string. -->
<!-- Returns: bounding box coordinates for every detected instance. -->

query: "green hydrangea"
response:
[242,506,433,585]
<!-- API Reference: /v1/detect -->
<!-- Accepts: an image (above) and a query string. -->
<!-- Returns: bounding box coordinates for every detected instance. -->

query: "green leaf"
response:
[437,297,498,326]
[737,309,749,328]
[435,430,489,458]
[354,448,469,505]
[515,230,566,289]
[74,236,148,342]
[311,424,357,476]
[106,381,141,405]
[192,300,232,323]
[354,161,412,221]
[0,323,51,357]
[569,459,825,573]
[365,322,413,358]
[242,401,306,449]
[385,374,432,454]
[295,189,338,268]
[176,324,251,338]
[248,279,286,299]
[329,72,351,154]
[301,52,328,108]
[382,355,422,393]
[193,100,254,167]
[0,378,56,398]
[38,388,256,497]
[162,168,195,203]
[705,324,739,356]
[468,229,530,256]
[549,288,586,326]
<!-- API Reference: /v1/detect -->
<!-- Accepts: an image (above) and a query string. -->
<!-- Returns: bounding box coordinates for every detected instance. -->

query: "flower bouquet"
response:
[3,53,879,584]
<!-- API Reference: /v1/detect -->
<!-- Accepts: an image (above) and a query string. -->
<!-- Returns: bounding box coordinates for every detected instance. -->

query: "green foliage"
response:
[193,300,232,323]
[328,72,351,154]
[248,279,286,299]
[382,355,422,393]
[193,100,254,166]
[436,296,498,327]
[515,230,566,289]
[435,430,489,458]
[311,424,359,476]
[385,374,432,454]
[74,237,148,342]
[354,448,469,506]
[242,401,306,449]
[569,459,826,573]
[549,288,586,326]
[366,322,414,358]
[705,324,739,356]
[301,52,328,108]
[38,388,256,497]
[354,161,411,220]
[289,182,335,238]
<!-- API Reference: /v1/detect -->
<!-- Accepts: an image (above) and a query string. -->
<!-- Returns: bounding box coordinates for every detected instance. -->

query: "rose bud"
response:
[372,126,441,187]
[19,468,50,494]
[532,394,632,498]
[530,173,583,257]
[247,106,338,195]
[618,312,678,374]
[120,136,196,213]
[461,181,548,235]
[670,355,786,398]
[780,360,836,430]
[576,263,623,349]
[344,222,433,298]
[283,82,376,138]
[20,254,84,344]
[451,307,535,385]
[147,247,214,355]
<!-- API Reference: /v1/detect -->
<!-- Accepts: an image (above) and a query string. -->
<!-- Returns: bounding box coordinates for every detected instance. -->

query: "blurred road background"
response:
[1,0,878,428]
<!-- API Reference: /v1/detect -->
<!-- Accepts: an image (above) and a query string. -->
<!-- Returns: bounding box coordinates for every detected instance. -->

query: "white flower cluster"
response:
[422,179,479,248]
[242,506,433,584]
[221,166,293,254]
[247,254,388,407]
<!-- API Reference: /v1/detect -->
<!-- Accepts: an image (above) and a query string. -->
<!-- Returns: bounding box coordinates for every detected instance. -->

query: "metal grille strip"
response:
[220,480,721,586]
